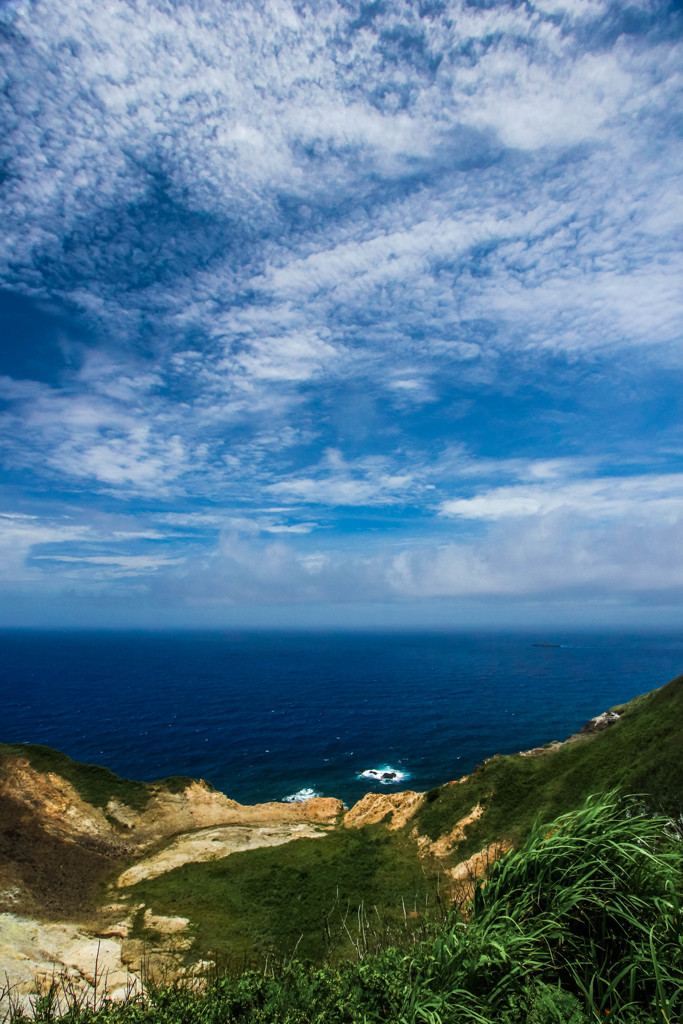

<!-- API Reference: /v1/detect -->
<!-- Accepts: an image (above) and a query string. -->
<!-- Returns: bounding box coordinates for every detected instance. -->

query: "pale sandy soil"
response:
[0,913,137,1015]
[0,755,343,1016]
[117,821,329,886]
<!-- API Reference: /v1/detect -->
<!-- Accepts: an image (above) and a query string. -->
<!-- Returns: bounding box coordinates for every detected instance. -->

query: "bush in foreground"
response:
[6,792,682,1024]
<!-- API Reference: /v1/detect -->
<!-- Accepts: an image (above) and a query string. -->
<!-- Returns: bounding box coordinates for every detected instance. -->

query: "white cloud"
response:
[34,553,183,576]
[1,0,682,620]
[263,522,318,534]
[462,52,632,150]
[267,449,420,506]
[0,373,192,495]
[142,494,683,609]
[224,330,340,383]
[440,474,683,521]
[383,511,683,599]
[0,512,92,581]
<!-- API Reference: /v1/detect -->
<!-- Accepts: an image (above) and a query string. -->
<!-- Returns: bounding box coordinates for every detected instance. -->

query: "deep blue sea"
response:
[1,630,682,807]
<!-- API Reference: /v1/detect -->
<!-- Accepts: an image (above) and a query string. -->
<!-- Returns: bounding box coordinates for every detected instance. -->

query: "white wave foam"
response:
[282,787,319,803]
[359,766,408,785]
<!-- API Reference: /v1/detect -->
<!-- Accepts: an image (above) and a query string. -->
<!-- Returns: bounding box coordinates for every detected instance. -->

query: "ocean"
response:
[1,629,682,808]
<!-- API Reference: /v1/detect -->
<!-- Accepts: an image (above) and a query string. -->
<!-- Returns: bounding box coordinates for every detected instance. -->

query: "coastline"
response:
[1,670,681,1012]
[3,628,681,808]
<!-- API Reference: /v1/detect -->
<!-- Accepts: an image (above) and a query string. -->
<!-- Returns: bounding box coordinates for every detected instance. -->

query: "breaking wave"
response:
[359,765,409,785]
[282,787,319,803]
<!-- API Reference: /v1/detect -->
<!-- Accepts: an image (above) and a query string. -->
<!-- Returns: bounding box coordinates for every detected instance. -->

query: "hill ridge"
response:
[1,673,681,1011]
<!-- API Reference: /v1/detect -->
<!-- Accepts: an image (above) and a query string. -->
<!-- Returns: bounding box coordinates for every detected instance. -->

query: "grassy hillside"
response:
[0,741,196,810]
[12,793,683,1024]
[411,672,683,864]
[129,826,439,965]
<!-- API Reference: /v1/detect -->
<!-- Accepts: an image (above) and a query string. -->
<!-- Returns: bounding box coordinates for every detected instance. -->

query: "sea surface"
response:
[1,629,682,807]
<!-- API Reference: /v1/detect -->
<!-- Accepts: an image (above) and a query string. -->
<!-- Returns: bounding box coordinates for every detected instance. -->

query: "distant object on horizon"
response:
[532,642,562,648]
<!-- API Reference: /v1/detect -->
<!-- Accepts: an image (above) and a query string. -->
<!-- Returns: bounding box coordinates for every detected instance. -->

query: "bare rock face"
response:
[0,913,139,1015]
[0,760,128,856]
[343,790,425,830]
[107,781,342,850]
[578,710,621,734]
[142,909,190,935]
[0,756,343,858]
[299,796,344,821]
[446,840,512,903]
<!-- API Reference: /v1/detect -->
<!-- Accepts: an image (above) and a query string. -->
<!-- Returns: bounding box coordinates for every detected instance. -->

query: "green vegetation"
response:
[7,793,682,1024]
[3,674,683,1021]
[0,743,198,810]
[0,742,152,810]
[130,827,440,964]
[412,672,683,862]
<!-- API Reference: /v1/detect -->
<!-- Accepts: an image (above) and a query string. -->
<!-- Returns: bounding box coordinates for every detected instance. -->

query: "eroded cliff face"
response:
[0,914,138,1011]
[415,801,485,859]
[1,756,343,858]
[342,789,425,830]
[104,781,343,851]
[0,754,344,1014]
[2,758,133,858]
[341,789,510,907]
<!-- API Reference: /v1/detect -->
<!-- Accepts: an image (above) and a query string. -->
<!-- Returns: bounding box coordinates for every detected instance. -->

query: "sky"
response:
[0,0,682,630]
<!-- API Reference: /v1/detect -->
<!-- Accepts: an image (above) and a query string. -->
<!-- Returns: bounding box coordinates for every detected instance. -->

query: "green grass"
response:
[0,743,199,811]
[412,672,683,862]
[470,791,683,1019]
[129,826,441,965]
[8,793,682,1024]
[0,742,152,810]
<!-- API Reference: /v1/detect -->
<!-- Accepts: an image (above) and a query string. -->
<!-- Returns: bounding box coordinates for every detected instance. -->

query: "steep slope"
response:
[406,672,683,872]
[0,745,342,918]
[1,671,681,1003]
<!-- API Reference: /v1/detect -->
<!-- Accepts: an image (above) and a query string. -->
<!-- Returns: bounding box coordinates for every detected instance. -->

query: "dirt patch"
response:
[446,841,512,903]
[117,822,329,886]
[0,795,120,921]
[418,802,485,859]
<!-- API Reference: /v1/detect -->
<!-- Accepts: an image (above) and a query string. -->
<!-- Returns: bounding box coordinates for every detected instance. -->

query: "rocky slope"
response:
[0,750,342,1014]
[2,671,681,1014]
[1,753,342,857]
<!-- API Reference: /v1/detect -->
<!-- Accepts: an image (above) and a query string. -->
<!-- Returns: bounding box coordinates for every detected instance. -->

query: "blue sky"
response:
[1,0,682,629]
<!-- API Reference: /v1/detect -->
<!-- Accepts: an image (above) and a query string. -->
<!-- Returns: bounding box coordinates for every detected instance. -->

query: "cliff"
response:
[1,671,681,1012]
[0,751,342,855]
[0,749,342,1011]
